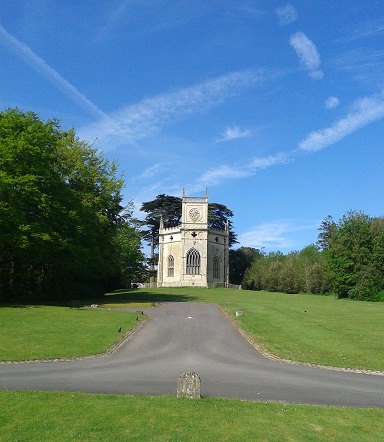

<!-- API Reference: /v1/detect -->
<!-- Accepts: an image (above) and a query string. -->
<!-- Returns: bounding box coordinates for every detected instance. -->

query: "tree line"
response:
[238,211,384,302]
[0,109,145,302]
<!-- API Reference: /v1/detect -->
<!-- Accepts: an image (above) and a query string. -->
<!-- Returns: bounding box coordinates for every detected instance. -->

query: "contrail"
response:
[0,24,109,121]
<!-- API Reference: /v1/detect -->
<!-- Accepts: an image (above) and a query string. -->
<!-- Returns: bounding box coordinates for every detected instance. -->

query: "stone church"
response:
[157,189,229,287]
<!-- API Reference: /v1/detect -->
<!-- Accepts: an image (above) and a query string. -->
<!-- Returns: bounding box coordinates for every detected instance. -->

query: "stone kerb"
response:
[176,372,201,398]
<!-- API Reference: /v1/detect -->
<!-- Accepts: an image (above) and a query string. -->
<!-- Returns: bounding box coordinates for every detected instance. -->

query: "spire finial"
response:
[182,187,185,198]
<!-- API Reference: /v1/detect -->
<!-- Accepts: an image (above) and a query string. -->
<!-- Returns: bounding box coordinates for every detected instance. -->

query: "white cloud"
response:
[198,152,289,186]
[78,69,267,149]
[0,24,108,120]
[215,125,251,142]
[137,163,170,180]
[324,96,340,109]
[309,70,324,80]
[300,90,384,151]
[289,31,323,79]
[275,4,298,26]
[198,165,252,185]
[238,219,319,251]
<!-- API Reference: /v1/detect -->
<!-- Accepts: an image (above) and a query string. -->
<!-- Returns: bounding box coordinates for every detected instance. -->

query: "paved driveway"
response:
[1,302,383,407]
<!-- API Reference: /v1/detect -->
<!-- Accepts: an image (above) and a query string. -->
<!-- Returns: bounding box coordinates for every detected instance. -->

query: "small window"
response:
[186,249,201,275]
[168,255,174,277]
[213,255,220,278]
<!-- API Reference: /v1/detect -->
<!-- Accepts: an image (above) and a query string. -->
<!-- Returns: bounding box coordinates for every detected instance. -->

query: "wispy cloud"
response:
[332,48,384,85]
[324,96,340,109]
[341,18,384,42]
[275,4,298,26]
[300,90,384,152]
[79,69,268,149]
[238,219,319,251]
[215,125,251,142]
[137,163,170,179]
[0,24,108,120]
[289,31,323,79]
[198,152,290,186]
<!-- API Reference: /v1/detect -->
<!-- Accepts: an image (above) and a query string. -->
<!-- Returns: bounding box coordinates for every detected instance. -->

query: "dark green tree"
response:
[140,194,182,286]
[0,108,143,302]
[229,247,263,285]
[317,215,336,250]
[322,211,384,300]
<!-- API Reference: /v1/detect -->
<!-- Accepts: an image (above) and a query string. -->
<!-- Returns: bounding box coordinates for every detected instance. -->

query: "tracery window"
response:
[213,255,220,278]
[167,255,174,277]
[186,248,201,275]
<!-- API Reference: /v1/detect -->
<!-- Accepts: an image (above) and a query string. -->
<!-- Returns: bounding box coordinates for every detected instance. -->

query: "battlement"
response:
[182,197,207,203]
[161,225,181,233]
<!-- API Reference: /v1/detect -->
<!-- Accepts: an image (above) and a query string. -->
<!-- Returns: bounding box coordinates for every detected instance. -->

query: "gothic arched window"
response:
[213,255,220,278]
[186,248,201,275]
[167,255,174,277]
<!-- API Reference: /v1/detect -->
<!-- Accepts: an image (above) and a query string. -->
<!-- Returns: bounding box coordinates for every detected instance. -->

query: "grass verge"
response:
[0,391,383,442]
[0,306,143,361]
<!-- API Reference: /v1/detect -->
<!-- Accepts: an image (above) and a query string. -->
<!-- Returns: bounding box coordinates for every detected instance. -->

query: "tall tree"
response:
[208,202,238,247]
[317,215,336,250]
[140,194,182,286]
[229,247,263,285]
[322,211,384,300]
[0,108,143,302]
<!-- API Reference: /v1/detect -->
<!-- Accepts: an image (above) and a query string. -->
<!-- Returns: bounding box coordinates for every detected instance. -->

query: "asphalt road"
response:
[1,302,383,407]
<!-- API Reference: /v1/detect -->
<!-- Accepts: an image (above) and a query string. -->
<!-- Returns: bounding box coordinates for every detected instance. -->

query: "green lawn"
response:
[0,306,142,361]
[1,391,383,442]
[2,288,384,371]
[1,288,384,440]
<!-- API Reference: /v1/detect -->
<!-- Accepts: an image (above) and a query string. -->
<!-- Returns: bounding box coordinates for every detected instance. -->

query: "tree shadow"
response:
[100,288,197,305]
[0,288,198,308]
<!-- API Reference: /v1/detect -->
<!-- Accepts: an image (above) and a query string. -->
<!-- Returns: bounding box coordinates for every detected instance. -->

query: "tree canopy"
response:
[320,211,384,301]
[241,246,329,294]
[0,108,145,302]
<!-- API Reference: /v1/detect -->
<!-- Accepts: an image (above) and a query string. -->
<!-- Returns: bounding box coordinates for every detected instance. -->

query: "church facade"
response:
[157,189,229,287]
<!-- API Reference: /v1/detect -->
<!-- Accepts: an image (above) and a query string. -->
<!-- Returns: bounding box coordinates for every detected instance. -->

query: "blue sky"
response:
[1,1,383,253]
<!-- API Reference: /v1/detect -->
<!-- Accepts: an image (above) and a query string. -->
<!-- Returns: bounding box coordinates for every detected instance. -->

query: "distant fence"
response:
[208,283,241,290]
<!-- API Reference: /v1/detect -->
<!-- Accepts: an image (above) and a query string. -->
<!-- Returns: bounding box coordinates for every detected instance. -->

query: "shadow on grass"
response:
[0,288,197,308]
[99,289,197,305]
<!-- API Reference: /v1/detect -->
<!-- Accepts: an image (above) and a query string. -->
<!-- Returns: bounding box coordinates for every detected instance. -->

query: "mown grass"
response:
[0,391,383,442]
[1,288,384,440]
[0,306,142,361]
[2,287,384,371]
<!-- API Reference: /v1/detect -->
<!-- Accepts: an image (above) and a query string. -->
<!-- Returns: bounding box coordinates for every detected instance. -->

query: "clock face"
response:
[189,207,202,222]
